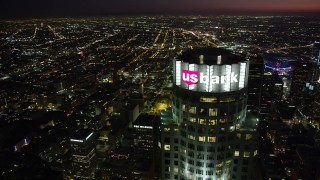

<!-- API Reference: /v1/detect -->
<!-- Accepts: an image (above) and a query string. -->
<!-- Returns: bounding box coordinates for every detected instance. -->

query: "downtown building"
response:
[70,129,96,179]
[246,53,264,117]
[290,61,314,106]
[160,48,257,180]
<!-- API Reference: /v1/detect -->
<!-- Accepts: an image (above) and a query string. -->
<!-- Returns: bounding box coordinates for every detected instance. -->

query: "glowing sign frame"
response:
[174,59,249,93]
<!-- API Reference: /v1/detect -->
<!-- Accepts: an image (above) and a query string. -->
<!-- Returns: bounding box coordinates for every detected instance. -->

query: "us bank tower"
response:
[160,48,257,180]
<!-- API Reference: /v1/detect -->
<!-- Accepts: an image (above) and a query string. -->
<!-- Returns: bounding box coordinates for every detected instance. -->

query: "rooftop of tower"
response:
[177,47,246,65]
[71,129,93,141]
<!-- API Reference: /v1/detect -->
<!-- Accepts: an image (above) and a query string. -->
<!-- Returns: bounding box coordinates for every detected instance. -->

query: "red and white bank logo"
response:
[182,69,239,85]
[182,70,199,85]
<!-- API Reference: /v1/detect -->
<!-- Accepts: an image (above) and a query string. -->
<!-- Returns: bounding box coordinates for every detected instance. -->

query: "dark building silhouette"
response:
[302,82,320,122]
[290,61,314,106]
[259,71,277,120]
[133,114,160,179]
[313,41,320,64]
[246,53,264,117]
[274,76,284,101]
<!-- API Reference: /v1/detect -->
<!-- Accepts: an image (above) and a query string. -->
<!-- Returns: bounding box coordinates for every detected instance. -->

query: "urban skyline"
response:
[0,14,320,179]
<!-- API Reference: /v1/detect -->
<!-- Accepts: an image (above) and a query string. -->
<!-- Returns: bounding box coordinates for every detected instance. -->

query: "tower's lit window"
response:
[208,136,216,142]
[200,96,217,103]
[180,147,186,155]
[182,104,186,111]
[219,119,226,124]
[234,151,239,157]
[164,128,170,132]
[244,151,250,157]
[199,136,205,142]
[216,170,222,175]
[245,134,252,140]
[188,134,195,140]
[220,96,235,102]
[199,119,206,125]
[164,144,170,150]
[189,117,197,123]
[216,162,224,167]
[209,108,218,116]
[189,107,196,114]
[208,119,217,125]
[236,133,241,139]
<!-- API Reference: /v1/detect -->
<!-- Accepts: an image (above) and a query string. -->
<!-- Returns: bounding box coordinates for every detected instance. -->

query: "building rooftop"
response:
[177,47,245,65]
[133,114,158,127]
[70,129,93,142]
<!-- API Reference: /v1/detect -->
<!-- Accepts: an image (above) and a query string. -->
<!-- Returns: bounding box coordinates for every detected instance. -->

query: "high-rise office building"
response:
[312,41,320,64]
[160,48,256,180]
[290,61,314,106]
[259,70,278,120]
[274,76,284,101]
[70,129,96,179]
[132,114,160,179]
[313,42,320,81]
[302,82,320,122]
[246,53,264,117]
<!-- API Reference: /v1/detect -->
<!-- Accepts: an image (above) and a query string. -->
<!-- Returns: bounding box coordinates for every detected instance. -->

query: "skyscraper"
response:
[160,48,256,180]
[70,129,96,179]
[302,82,320,121]
[290,61,314,106]
[259,71,276,121]
[246,53,264,117]
[312,41,320,64]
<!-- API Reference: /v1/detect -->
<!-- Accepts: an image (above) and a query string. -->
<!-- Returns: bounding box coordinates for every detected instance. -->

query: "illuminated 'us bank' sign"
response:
[174,60,249,93]
[182,69,239,85]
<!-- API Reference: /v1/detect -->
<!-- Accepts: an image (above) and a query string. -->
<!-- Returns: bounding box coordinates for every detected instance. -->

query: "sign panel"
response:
[174,59,249,93]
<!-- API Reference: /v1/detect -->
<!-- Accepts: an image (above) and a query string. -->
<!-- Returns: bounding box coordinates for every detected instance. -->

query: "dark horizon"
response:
[1,10,320,21]
[1,0,320,20]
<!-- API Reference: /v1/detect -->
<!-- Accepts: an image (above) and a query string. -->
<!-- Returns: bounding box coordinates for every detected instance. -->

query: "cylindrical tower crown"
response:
[171,48,249,180]
[173,48,249,93]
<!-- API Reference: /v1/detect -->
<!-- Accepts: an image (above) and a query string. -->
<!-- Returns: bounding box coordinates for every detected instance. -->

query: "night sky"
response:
[1,0,320,18]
